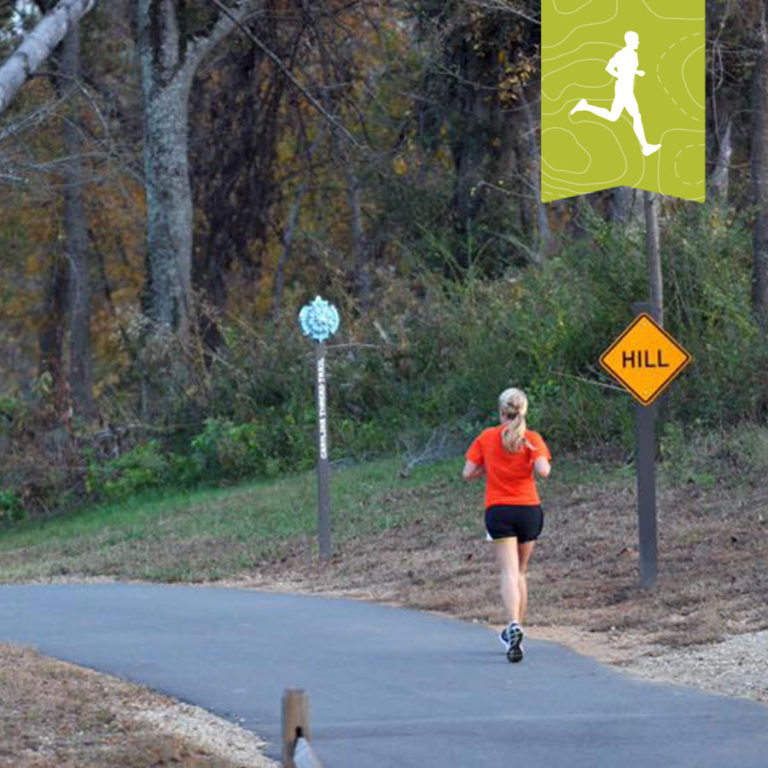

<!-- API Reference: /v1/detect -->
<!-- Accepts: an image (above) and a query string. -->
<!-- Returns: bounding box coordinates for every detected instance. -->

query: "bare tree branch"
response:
[184,0,262,82]
[0,0,96,115]
[464,0,540,26]
[210,0,362,149]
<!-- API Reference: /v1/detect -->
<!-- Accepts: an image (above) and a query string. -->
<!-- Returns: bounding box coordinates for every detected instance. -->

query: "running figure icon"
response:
[570,31,661,157]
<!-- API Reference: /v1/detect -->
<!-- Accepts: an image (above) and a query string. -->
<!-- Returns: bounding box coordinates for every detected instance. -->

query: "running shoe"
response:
[506,622,524,663]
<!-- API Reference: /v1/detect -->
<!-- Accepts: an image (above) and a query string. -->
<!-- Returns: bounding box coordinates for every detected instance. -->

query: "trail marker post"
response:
[299,296,340,562]
[599,305,691,589]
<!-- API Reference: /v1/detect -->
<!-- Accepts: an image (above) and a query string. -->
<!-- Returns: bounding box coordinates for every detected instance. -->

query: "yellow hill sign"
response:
[600,314,692,406]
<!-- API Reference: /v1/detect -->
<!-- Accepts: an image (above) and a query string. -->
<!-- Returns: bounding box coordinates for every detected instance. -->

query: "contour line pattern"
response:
[655,32,703,120]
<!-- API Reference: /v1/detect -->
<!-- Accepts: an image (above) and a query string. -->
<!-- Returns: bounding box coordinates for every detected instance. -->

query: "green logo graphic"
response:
[542,0,704,202]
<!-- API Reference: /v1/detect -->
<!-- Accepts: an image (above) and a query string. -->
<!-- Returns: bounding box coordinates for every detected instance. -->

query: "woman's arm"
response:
[462,460,484,481]
[524,439,551,478]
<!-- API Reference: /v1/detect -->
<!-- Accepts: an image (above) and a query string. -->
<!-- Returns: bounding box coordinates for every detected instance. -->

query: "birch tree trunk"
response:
[0,0,95,115]
[751,5,768,331]
[644,190,663,325]
[709,120,732,205]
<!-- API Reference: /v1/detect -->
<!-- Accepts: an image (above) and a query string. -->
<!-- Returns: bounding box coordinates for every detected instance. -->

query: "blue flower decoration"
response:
[299,296,340,343]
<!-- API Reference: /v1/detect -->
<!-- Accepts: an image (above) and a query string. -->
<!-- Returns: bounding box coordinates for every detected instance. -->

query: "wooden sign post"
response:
[635,398,659,589]
[600,306,691,589]
[299,296,340,562]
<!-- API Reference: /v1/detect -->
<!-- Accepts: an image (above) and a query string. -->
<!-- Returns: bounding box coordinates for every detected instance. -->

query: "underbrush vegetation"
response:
[0,207,766,519]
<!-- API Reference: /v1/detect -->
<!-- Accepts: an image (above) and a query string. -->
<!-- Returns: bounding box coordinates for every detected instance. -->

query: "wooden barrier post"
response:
[282,689,310,768]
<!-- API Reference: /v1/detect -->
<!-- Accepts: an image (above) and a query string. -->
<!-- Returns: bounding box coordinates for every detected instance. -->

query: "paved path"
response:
[0,584,766,767]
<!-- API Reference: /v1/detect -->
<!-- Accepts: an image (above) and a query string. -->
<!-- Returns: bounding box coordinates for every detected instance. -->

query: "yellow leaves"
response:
[92,371,123,399]
[392,155,408,176]
[498,54,537,107]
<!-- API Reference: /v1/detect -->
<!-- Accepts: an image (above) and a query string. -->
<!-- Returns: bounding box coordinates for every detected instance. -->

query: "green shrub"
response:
[89,441,169,501]
[190,417,270,482]
[0,488,26,523]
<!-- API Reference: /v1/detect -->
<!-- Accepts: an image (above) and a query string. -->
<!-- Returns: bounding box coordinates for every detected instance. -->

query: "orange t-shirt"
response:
[465,427,551,508]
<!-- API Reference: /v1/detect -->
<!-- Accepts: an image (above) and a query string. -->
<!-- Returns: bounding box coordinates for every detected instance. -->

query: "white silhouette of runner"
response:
[570,31,661,157]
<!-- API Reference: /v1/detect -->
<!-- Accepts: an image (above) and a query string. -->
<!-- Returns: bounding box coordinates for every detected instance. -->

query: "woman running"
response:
[462,388,551,663]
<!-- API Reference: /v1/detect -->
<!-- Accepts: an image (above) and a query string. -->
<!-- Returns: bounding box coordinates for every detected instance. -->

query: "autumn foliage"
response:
[0,1,767,519]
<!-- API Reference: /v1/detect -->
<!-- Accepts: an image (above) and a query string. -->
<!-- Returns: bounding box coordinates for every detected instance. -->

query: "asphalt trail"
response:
[0,584,765,766]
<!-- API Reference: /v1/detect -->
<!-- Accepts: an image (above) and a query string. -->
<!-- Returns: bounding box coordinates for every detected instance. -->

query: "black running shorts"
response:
[485,505,544,543]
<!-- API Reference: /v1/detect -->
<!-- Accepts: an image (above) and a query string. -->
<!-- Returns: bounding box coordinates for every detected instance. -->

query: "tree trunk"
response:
[39,246,68,409]
[709,120,732,205]
[141,81,194,337]
[751,7,768,330]
[346,167,371,312]
[61,23,94,417]
[0,0,96,115]
[450,43,488,238]
[137,0,257,340]
[610,187,636,226]
[137,0,194,339]
[273,175,309,324]
[519,84,550,263]
[644,190,663,326]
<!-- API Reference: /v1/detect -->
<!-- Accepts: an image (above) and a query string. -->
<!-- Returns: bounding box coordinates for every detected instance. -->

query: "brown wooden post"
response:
[282,689,311,768]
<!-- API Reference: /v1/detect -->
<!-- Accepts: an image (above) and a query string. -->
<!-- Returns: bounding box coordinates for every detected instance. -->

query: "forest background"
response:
[1,0,767,521]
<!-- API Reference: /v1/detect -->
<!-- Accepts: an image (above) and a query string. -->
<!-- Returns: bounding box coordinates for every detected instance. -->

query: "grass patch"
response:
[0,454,624,583]
[0,457,468,582]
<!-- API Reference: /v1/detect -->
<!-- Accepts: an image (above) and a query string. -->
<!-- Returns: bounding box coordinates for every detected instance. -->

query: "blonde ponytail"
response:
[499,388,528,453]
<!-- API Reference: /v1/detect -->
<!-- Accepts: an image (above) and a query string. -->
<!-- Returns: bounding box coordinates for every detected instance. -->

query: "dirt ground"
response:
[0,645,276,768]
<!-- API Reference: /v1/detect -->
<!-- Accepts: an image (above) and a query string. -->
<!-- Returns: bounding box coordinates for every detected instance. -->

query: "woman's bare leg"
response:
[517,540,536,624]
[493,538,521,623]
